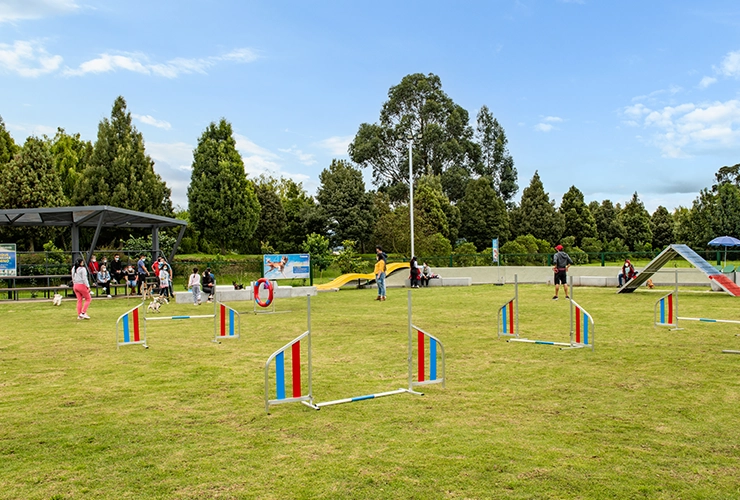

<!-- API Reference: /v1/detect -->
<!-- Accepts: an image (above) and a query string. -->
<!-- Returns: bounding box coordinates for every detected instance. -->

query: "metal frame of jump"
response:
[116,300,240,348]
[263,290,445,414]
[499,275,595,350]
[654,271,740,354]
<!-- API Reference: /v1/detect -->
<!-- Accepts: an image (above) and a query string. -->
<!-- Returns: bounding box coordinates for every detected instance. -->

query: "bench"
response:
[404,277,472,287]
[91,282,131,297]
[0,285,71,300]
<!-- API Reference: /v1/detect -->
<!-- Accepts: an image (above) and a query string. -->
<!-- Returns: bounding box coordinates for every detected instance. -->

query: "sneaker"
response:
[375,296,381,301]
[81,313,91,319]
[565,295,570,299]
[107,294,112,298]
[78,314,84,320]
[552,296,558,300]
[381,297,386,301]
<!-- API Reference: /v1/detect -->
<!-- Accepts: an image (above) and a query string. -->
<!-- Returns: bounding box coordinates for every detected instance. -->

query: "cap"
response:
[555,245,563,251]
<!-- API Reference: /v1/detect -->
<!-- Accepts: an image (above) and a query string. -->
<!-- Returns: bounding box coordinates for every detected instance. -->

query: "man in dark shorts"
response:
[552,244,573,300]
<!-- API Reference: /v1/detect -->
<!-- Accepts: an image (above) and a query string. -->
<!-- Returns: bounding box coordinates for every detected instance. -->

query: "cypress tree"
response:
[187,118,260,253]
[74,96,173,215]
[510,171,564,245]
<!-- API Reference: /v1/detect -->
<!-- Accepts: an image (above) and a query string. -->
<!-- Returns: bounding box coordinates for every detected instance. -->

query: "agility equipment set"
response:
[263,290,445,413]
[116,300,241,349]
[498,275,595,350]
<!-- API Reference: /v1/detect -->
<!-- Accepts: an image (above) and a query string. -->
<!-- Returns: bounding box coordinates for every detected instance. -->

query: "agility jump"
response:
[654,273,740,330]
[263,290,445,413]
[498,275,595,350]
[116,300,241,349]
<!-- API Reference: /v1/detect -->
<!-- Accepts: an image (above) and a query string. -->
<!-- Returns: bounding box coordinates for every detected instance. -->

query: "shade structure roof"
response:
[0,206,186,229]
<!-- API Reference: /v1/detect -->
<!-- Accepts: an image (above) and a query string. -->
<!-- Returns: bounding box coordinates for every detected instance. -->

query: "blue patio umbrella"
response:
[708,236,740,267]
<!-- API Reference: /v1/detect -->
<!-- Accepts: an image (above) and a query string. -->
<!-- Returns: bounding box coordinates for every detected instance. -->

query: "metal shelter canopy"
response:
[0,206,187,263]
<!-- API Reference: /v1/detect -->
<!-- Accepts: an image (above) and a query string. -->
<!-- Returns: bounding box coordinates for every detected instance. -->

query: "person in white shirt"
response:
[71,258,92,320]
[188,267,202,305]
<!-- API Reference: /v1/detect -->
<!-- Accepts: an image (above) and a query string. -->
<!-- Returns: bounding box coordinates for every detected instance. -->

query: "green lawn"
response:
[1,285,739,499]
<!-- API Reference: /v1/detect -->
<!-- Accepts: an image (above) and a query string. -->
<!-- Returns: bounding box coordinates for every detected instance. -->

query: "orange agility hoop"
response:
[254,278,274,308]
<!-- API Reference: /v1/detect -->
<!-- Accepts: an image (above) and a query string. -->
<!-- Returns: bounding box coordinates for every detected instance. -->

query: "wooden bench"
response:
[0,285,71,300]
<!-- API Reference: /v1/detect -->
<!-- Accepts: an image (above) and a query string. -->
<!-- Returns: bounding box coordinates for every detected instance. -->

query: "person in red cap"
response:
[552,244,573,300]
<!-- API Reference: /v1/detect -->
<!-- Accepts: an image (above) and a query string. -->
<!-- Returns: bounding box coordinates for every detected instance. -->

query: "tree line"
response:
[0,75,739,261]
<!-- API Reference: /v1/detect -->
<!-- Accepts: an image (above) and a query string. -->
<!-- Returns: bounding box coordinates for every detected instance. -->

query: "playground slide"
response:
[316,262,410,291]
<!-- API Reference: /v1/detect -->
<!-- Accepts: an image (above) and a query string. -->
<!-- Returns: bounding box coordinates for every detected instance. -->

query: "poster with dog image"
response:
[263,254,310,279]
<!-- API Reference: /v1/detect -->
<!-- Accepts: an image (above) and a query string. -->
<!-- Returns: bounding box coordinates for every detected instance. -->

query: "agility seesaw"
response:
[263,290,445,413]
[498,275,594,350]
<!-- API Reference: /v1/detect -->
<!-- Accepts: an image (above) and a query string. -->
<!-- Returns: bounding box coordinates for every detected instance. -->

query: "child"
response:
[188,267,202,305]
[159,264,171,298]
[96,264,112,298]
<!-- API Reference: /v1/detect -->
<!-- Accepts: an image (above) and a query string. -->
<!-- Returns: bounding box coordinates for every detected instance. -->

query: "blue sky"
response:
[2,1,740,213]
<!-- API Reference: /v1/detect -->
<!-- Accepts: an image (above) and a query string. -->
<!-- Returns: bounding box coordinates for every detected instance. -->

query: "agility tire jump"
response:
[116,300,240,348]
[263,290,445,414]
[500,275,595,350]
[254,278,274,308]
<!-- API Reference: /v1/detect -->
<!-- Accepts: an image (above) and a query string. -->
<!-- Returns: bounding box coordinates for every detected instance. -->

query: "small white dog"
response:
[52,293,62,306]
[147,297,162,313]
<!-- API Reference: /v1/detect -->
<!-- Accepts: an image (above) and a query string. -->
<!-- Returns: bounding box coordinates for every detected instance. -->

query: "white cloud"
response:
[315,135,352,156]
[147,142,193,171]
[623,99,740,157]
[0,0,78,23]
[698,76,717,88]
[278,146,316,166]
[132,113,171,130]
[7,121,56,137]
[534,123,553,132]
[234,133,279,160]
[719,50,740,77]
[0,40,62,77]
[65,48,259,78]
[543,116,563,123]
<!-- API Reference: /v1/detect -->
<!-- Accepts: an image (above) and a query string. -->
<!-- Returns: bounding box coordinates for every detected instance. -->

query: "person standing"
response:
[136,254,149,295]
[552,244,574,300]
[72,257,92,319]
[188,267,202,305]
[409,256,421,288]
[159,264,171,299]
[374,253,387,301]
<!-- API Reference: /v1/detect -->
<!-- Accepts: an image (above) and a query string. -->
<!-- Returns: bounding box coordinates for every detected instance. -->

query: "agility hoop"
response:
[254,278,274,308]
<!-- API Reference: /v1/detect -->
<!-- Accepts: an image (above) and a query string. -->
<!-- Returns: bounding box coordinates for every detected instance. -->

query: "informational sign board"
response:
[492,238,499,264]
[0,243,17,277]
[263,254,311,279]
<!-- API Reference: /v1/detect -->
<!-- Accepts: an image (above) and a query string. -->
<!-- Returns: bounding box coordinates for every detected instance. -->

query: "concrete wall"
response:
[384,265,719,288]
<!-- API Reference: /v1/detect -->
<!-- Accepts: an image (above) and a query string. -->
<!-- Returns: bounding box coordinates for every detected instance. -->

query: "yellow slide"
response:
[316,262,410,291]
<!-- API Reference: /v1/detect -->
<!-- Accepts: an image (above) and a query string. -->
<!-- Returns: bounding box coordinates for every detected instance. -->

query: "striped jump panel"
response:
[412,325,445,388]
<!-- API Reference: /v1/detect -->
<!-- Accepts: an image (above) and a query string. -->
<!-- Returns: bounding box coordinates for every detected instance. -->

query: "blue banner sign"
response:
[263,254,311,279]
[0,243,17,277]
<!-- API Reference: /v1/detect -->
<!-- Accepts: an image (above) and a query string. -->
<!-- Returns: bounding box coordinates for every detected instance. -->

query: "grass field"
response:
[2,284,740,499]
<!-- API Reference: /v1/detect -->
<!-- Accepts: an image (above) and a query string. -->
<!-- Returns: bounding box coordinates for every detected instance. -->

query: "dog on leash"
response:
[233,281,244,290]
[52,293,63,306]
[646,278,655,289]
